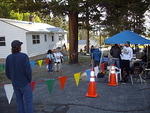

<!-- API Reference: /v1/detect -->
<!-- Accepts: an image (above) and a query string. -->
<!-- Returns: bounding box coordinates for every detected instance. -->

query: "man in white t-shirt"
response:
[53,48,63,72]
[120,41,133,83]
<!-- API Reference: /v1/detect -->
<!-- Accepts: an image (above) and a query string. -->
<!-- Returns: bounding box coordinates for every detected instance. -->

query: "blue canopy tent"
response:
[104,30,150,69]
[104,30,150,44]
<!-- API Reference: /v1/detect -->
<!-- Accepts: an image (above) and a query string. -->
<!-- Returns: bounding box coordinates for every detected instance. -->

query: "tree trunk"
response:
[68,11,78,64]
[99,25,101,46]
[86,5,90,53]
[86,28,90,53]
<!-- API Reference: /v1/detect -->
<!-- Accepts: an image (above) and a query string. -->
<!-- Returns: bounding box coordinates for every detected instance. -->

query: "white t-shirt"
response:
[120,46,133,61]
[53,52,63,63]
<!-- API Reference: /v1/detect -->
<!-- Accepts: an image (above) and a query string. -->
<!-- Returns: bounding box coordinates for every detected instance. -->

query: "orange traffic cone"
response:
[86,70,99,97]
[108,65,118,86]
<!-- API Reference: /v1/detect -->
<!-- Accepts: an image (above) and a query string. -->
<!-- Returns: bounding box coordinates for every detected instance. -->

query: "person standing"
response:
[90,45,95,55]
[5,40,33,113]
[120,41,133,83]
[92,48,101,67]
[46,49,54,72]
[53,48,64,72]
[110,44,121,68]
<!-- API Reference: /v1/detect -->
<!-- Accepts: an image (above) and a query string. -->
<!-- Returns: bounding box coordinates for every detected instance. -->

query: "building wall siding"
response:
[0,20,67,59]
[26,33,49,57]
[0,21,27,58]
[26,33,67,57]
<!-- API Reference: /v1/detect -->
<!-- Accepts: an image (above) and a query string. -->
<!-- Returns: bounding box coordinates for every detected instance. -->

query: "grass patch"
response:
[79,55,90,63]
[63,55,90,64]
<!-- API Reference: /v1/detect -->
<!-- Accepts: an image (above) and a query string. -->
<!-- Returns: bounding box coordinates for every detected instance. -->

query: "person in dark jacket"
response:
[5,40,33,113]
[110,44,121,68]
[92,48,101,67]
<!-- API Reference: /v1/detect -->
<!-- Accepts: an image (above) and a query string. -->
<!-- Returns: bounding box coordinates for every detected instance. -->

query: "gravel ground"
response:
[0,55,150,113]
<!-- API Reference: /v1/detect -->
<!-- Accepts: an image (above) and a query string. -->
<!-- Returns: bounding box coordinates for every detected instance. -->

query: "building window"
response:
[0,37,6,46]
[52,35,54,42]
[59,37,62,41]
[58,34,64,41]
[32,35,40,44]
[44,34,47,42]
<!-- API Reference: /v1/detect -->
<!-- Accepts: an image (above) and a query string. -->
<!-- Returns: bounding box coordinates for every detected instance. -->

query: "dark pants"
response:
[48,63,53,72]
[110,58,120,68]
[14,84,33,113]
[94,60,100,67]
[121,60,130,82]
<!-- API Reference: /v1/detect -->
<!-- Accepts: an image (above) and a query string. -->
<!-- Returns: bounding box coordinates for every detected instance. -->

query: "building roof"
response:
[0,18,67,33]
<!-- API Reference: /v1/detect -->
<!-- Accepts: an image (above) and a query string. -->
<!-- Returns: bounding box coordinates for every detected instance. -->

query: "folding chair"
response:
[143,62,150,79]
[108,65,122,82]
[130,64,144,85]
[115,67,122,81]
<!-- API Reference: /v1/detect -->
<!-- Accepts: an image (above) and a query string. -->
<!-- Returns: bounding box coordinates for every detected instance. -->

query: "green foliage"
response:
[101,0,150,36]
[0,0,13,18]
[22,13,30,21]
[78,29,87,40]
[0,0,150,36]
[0,0,42,22]
[1,0,150,63]
[9,11,42,22]
[34,15,41,22]
[41,15,68,30]
[10,11,23,20]
[49,17,64,27]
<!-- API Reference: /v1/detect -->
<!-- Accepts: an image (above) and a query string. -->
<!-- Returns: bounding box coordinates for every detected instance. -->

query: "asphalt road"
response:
[0,55,150,113]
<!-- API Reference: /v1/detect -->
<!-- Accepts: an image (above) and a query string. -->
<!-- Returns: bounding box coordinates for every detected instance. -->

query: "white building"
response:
[0,18,67,58]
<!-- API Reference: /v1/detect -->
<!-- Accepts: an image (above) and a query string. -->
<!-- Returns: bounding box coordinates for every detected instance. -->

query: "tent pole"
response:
[100,44,104,65]
[98,44,104,74]
[147,45,149,67]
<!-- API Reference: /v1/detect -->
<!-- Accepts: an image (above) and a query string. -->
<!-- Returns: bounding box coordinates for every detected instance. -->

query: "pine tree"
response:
[11,0,103,63]
[101,0,150,36]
